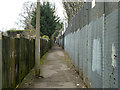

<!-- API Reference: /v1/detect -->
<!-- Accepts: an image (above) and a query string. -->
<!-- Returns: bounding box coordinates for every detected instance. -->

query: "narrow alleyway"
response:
[18,45,86,88]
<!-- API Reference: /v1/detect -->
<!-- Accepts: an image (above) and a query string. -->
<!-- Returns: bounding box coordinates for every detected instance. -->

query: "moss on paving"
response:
[16,68,35,88]
[64,52,70,63]
[17,52,48,88]
[40,52,48,65]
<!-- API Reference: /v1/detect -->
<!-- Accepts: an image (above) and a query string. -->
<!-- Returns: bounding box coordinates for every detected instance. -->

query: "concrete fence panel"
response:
[0,35,2,89]
[57,2,120,88]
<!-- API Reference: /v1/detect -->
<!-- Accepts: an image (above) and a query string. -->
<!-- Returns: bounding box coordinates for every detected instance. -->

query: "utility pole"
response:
[35,0,40,77]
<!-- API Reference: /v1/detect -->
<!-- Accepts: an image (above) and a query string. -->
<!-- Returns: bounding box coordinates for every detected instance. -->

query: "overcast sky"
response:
[0,0,66,32]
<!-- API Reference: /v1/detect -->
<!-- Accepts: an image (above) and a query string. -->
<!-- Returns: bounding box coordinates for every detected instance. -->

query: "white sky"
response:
[0,0,66,32]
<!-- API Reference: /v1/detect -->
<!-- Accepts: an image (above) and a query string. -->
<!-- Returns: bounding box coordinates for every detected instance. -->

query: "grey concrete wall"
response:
[103,9,118,88]
[58,2,120,88]
[118,2,120,88]
[0,35,2,90]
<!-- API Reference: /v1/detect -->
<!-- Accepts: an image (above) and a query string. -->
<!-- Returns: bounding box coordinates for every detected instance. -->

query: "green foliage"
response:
[7,30,24,36]
[7,30,24,32]
[42,35,49,41]
[31,2,63,38]
[40,32,43,36]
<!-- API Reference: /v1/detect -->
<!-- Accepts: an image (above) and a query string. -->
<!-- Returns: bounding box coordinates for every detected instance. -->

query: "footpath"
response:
[18,45,86,88]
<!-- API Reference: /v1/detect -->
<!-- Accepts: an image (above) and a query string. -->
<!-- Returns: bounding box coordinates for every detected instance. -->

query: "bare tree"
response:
[62,1,84,23]
[16,1,36,30]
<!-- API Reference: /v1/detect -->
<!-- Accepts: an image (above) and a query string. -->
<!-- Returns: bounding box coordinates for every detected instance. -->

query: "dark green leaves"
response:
[31,2,62,38]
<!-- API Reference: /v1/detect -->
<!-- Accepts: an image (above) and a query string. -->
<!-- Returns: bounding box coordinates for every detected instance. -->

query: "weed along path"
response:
[18,45,86,88]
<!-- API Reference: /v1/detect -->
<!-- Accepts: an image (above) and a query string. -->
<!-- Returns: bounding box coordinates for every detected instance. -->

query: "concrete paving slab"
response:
[18,45,86,88]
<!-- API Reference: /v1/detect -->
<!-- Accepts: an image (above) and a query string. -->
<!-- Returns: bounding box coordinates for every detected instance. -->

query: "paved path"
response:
[18,45,85,88]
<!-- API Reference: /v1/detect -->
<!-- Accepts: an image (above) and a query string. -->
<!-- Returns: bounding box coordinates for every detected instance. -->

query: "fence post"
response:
[0,32,2,89]
[9,38,15,87]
